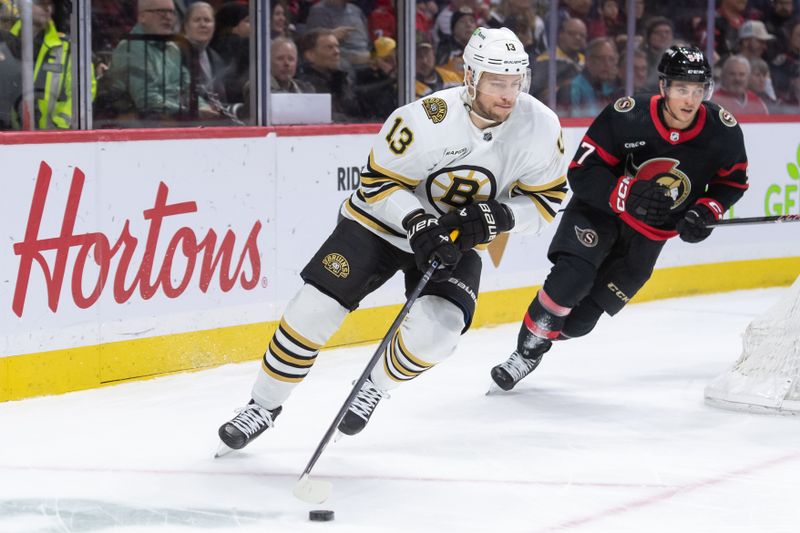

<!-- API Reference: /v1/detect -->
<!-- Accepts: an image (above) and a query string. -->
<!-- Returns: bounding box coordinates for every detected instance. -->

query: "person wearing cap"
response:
[216,27,566,453]
[415,34,461,98]
[354,36,397,121]
[737,20,774,64]
[713,54,769,114]
[435,5,477,76]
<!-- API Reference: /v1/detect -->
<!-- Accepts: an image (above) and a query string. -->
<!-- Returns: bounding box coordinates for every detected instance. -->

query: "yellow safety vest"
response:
[11,19,96,129]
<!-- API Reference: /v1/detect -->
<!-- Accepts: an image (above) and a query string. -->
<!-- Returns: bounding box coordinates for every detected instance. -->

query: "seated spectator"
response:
[270,0,294,39]
[10,0,96,129]
[642,17,675,92]
[368,0,396,40]
[530,17,586,104]
[568,37,622,117]
[621,48,650,95]
[587,0,623,41]
[104,0,216,121]
[415,33,461,98]
[435,0,483,43]
[488,0,546,58]
[305,0,371,67]
[748,57,781,113]
[715,0,747,60]
[271,36,314,93]
[770,20,800,102]
[737,20,774,64]
[355,36,397,121]
[210,2,250,104]
[296,27,362,121]
[763,0,792,60]
[183,2,229,103]
[713,54,769,115]
[436,6,477,76]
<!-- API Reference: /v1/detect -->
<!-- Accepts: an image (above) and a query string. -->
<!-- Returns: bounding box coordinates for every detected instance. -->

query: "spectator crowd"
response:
[1,0,800,130]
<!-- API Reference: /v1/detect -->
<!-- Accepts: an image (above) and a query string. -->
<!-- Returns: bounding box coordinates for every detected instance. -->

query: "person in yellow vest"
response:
[11,0,95,129]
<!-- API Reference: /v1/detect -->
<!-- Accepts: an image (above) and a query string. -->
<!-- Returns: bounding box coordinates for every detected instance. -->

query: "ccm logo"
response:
[607,282,630,303]
[615,176,633,212]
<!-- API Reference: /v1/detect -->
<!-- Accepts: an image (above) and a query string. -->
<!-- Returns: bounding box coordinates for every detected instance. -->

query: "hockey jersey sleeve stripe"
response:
[581,135,621,166]
[513,174,568,194]
[525,193,559,222]
[709,177,749,190]
[362,182,404,204]
[280,318,322,351]
[717,162,748,177]
[345,198,407,238]
[359,175,412,188]
[368,149,420,187]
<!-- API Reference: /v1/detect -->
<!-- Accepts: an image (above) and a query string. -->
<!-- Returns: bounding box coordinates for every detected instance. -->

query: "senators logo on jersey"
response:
[627,157,691,208]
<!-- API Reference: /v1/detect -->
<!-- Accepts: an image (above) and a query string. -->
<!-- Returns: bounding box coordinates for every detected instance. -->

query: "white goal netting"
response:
[705,276,800,414]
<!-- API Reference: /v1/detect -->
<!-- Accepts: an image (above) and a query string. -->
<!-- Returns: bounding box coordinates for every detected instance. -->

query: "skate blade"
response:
[214,441,235,458]
[486,382,504,395]
[293,473,332,504]
[333,430,345,443]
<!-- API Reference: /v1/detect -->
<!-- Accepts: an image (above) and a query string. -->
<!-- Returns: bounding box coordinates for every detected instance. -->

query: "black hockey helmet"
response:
[657,45,713,99]
[657,45,712,83]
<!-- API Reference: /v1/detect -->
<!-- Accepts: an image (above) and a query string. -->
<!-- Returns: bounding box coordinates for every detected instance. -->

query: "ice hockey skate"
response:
[215,401,282,457]
[489,350,545,392]
[337,378,386,436]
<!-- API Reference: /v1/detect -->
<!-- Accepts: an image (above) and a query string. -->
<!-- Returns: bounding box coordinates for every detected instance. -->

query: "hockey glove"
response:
[439,200,515,251]
[676,199,723,243]
[403,211,461,280]
[611,177,672,226]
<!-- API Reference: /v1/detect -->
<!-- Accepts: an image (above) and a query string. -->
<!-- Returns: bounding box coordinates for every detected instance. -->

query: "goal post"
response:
[704,276,800,414]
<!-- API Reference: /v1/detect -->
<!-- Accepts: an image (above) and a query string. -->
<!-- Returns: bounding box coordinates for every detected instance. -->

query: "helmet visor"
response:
[663,79,714,101]
[475,69,531,98]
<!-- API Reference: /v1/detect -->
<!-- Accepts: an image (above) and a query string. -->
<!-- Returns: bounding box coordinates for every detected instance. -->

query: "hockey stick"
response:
[292,256,444,504]
[708,214,800,227]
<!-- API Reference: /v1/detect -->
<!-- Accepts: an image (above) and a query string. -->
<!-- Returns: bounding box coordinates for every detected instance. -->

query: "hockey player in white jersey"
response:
[217,27,567,454]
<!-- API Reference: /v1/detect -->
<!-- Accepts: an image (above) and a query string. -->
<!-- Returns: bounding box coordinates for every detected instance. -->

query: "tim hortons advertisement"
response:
[1,136,277,358]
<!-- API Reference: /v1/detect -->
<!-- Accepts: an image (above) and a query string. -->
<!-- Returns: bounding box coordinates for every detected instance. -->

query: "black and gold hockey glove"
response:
[439,200,515,251]
[403,210,461,280]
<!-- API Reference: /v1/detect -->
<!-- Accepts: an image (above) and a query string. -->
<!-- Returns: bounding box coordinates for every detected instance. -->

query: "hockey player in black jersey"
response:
[491,45,750,391]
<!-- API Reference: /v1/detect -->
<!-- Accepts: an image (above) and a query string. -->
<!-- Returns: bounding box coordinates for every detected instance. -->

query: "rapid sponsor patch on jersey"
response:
[719,107,737,127]
[322,253,350,278]
[613,96,635,113]
[422,97,448,124]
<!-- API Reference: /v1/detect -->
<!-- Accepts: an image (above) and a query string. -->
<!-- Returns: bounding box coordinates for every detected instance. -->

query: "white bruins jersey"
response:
[341,86,568,253]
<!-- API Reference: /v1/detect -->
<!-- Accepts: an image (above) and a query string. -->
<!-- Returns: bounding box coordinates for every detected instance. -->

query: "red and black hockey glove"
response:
[439,199,515,251]
[610,176,672,226]
[403,210,461,281]
[676,198,724,243]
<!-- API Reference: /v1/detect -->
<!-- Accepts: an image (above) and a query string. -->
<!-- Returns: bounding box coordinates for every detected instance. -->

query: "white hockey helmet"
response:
[462,27,531,99]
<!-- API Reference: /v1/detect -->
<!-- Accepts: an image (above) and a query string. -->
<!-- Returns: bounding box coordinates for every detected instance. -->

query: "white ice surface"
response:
[2,288,800,533]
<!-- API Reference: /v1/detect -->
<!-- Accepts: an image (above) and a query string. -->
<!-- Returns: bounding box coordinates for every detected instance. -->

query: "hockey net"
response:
[705,276,800,414]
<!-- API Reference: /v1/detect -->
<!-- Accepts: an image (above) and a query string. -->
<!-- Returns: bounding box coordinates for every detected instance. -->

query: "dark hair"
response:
[646,16,674,39]
[298,28,335,57]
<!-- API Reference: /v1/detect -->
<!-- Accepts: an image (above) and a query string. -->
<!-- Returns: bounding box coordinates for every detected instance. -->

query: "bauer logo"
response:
[11,162,262,318]
[766,144,800,216]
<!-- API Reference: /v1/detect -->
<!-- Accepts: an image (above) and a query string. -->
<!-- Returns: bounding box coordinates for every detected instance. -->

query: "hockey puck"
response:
[309,509,334,522]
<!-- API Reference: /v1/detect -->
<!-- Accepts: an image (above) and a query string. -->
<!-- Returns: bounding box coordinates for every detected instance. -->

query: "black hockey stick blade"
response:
[708,214,800,227]
[291,257,444,503]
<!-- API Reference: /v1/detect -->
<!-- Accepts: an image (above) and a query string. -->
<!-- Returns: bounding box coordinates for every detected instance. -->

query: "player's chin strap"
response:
[460,89,502,129]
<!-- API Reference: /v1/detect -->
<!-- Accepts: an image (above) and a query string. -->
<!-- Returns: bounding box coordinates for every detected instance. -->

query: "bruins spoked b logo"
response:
[322,253,350,278]
[426,165,497,214]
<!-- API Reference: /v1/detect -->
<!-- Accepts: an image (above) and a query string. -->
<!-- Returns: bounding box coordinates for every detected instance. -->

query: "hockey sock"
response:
[370,295,465,391]
[252,284,348,409]
[518,289,572,356]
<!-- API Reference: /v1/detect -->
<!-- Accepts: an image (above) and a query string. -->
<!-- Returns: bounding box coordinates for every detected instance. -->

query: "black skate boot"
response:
[216,400,282,457]
[337,378,386,436]
[490,335,552,391]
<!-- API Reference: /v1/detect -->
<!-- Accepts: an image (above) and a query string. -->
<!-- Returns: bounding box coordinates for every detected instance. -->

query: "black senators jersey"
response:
[567,94,749,239]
